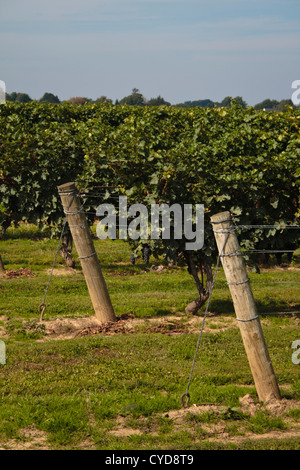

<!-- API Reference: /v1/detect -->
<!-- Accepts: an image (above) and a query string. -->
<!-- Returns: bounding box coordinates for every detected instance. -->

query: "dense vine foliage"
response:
[1,102,299,312]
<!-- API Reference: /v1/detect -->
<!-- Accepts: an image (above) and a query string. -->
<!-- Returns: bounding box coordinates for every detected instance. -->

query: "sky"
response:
[0,0,299,106]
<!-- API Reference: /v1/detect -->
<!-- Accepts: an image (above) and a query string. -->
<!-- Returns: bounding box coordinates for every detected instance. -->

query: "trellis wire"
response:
[180,228,232,408]
[41,187,299,318]
[237,225,300,229]
[65,192,300,298]
[42,193,298,402]
[38,219,68,321]
[38,192,86,320]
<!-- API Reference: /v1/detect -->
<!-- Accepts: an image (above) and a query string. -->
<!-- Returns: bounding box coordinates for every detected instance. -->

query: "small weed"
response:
[247,411,287,434]
[156,416,173,434]
[6,319,46,340]
[219,407,247,421]
[287,408,300,420]
[187,411,219,424]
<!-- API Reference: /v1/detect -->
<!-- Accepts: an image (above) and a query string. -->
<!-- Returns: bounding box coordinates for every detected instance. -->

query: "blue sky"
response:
[0,0,299,105]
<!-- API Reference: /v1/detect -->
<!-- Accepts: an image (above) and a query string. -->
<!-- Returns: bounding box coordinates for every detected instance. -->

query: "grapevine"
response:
[0,101,299,313]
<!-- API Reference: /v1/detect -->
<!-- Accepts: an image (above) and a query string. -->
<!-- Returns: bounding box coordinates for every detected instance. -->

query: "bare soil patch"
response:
[1,396,299,450]
[0,424,49,450]
[36,313,235,341]
[107,395,300,444]
[38,313,136,341]
[45,267,80,276]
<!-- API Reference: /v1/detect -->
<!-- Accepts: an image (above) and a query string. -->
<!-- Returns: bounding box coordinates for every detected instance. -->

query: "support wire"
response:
[180,227,231,408]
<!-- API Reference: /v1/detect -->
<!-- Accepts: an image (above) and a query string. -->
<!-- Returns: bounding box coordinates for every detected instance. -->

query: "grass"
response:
[0,223,299,450]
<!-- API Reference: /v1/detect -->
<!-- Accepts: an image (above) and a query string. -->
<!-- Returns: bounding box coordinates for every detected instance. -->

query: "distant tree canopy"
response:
[254,99,279,110]
[118,89,146,106]
[177,99,216,108]
[39,92,60,104]
[117,89,171,106]
[68,97,92,104]
[254,99,294,111]
[275,99,294,111]
[6,92,32,103]
[146,95,171,106]
[176,96,247,109]
[95,96,113,104]
[220,96,248,108]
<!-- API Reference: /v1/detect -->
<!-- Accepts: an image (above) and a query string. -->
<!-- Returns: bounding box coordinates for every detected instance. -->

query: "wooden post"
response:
[0,254,5,276]
[211,211,281,402]
[58,182,116,324]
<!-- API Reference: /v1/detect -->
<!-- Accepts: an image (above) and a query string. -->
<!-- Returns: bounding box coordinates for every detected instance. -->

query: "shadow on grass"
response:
[208,298,300,316]
[152,309,178,317]
[100,263,150,274]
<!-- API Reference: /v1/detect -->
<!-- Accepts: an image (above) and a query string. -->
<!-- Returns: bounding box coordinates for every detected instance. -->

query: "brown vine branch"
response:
[184,251,213,315]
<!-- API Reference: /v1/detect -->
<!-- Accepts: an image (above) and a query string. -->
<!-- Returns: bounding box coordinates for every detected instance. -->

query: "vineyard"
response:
[1,101,299,233]
[0,101,300,450]
[1,101,300,309]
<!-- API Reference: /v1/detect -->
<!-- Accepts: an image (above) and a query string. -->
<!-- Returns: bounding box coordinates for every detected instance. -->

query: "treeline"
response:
[5,89,296,110]
[176,97,295,111]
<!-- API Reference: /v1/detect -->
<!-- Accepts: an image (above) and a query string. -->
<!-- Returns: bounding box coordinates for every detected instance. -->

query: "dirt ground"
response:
[0,394,299,450]
[33,311,235,341]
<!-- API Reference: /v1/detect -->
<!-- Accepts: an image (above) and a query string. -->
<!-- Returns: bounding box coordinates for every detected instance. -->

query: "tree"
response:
[68,97,89,104]
[275,99,295,111]
[254,99,279,110]
[177,99,216,108]
[119,89,146,106]
[6,92,32,103]
[254,99,296,111]
[95,96,113,104]
[39,92,60,103]
[220,96,247,108]
[17,93,32,103]
[233,96,247,108]
[146,95,171,106]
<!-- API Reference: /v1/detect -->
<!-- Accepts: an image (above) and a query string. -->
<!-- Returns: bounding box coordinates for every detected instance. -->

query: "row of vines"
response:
[0,101,299,312]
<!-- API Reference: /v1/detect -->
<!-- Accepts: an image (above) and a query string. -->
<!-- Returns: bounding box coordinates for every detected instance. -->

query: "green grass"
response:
[0,224,299,450]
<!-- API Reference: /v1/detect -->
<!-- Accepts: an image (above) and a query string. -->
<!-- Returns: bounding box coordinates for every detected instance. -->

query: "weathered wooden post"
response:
[0,254,5,276]
[58,182,116,324]
[211,211,281,402]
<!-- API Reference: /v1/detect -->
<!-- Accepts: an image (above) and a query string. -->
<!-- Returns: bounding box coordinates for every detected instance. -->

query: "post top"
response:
[57,182,76,193]
[210,211,232,224]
